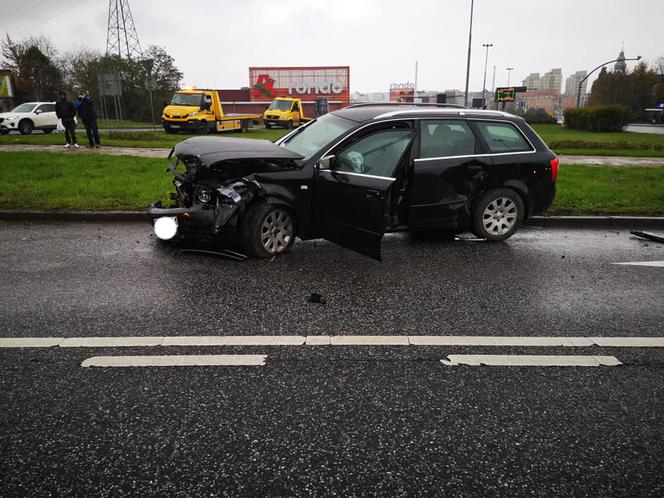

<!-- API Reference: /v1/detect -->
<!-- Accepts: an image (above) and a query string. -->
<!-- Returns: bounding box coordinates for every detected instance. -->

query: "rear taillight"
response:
[550,157,559,182]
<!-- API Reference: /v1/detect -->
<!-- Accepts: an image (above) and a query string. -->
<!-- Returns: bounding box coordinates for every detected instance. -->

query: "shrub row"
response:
[563,105,631,132]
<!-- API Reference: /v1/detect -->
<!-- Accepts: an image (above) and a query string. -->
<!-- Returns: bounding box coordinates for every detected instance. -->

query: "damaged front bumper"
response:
[149,180,259,241]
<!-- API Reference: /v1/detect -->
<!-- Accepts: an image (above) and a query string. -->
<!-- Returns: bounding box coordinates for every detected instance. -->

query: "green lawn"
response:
[532,124,664,157]
[551,164,664,215]
[1,151,663,215]
[97,119,154,129]
[0,127,290,149]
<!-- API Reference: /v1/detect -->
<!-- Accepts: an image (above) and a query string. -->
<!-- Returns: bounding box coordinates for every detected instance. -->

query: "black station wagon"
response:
[149,104,558,260]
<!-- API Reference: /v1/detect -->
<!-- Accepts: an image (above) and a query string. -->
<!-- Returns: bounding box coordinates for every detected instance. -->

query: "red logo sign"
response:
[252,74,275,98]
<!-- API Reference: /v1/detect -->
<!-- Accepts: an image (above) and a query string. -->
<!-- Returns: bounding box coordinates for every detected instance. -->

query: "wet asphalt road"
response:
[1,221,664,497]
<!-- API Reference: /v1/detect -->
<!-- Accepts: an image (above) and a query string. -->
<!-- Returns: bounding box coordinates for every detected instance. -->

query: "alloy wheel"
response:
[260,209,294,254]
[482,197,518,236]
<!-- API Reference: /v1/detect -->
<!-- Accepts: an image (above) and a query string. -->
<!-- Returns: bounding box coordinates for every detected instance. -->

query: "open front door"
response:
[313,128,416,260]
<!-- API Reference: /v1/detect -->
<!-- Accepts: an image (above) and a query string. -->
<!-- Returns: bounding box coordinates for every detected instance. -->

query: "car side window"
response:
[37,104,56,113]
[335,129,415,178]
[420,120,477,158]
[475,121,533,153]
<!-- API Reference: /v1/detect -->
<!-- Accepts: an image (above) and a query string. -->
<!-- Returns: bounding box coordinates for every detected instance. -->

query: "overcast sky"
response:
[1,0,662,93]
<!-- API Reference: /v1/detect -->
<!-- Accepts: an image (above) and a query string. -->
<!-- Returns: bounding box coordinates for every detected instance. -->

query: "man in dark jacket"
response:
[76,90,101,148]
[55,91,79,148]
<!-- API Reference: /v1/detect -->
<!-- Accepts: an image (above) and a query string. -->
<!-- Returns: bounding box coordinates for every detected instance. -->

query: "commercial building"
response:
[564,70,588,96]
[522,73,541,91]
[540,68,562,93]
[215,66,351,116]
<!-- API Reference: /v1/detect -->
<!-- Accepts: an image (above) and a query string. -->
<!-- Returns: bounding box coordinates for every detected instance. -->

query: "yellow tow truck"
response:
[263,97,312,129]
[162,89,260,134]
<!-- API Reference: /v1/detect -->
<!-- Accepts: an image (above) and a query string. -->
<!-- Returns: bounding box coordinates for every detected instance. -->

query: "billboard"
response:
[389,83,414,102]
[249,66,350,102]
[0,74,14,98]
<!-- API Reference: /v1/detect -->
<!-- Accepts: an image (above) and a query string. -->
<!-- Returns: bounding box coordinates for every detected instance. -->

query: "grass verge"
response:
[1,152,663,215]
[0,127,290,149]
[97,119,154,129]
[532,124,664,157]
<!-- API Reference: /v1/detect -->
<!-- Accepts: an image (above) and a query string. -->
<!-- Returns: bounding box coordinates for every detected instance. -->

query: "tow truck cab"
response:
[162,89,260,134]
[263,97,311,129]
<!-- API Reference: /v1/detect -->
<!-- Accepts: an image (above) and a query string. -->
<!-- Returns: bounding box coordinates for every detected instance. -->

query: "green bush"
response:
[511,107,557,124]
[564,105,631,132]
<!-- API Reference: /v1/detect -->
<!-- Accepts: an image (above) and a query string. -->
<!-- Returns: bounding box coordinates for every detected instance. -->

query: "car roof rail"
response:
[346,102,469,110]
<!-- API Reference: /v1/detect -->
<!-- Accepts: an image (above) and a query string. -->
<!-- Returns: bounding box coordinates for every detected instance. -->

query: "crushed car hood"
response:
[172,136,303,166]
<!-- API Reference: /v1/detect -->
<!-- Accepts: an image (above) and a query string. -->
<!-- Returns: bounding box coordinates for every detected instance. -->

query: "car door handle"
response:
[366,189,382,200]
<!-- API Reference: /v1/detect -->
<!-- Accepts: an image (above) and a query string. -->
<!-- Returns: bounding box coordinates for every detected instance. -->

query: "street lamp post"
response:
[481,43,493,109]
[506,67,514,87]
[576,55,642,108]
[463,0,474,107]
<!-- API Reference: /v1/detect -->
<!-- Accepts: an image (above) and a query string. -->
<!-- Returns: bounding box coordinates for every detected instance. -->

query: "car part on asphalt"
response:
[307,293,327,305]
[179,248,248,262]
[630,231,664,244]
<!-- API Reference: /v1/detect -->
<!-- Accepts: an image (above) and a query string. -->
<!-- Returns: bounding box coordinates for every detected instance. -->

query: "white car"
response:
[0,102,58,135]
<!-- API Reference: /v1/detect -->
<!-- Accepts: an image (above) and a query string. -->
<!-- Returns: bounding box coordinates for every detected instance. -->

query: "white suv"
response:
[0,102,58,135]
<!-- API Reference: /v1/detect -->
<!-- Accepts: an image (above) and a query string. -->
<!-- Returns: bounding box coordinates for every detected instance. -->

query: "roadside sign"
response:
[145,76,157,92]
[517,101,525,108]
[495,87,516,102]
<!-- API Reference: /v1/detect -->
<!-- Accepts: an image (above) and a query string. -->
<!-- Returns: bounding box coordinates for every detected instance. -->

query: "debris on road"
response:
[630,231,664,244]
[307,293,327,305]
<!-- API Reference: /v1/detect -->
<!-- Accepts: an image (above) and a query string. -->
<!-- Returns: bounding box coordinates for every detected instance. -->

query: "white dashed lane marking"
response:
[80,354,267,368]
[613,261,664,268]
[441,355,623,367]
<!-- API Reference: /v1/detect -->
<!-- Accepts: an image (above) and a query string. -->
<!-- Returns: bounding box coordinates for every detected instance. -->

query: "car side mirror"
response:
[318,155,335,170]
[201,102,211,111]
[35,110,42,114]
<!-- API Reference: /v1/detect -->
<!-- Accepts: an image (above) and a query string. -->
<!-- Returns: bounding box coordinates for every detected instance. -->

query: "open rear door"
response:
[312,128,415,260]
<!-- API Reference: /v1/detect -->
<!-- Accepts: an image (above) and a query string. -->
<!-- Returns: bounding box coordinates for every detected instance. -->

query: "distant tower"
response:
[614,47,627,72]
[106,0,143,59]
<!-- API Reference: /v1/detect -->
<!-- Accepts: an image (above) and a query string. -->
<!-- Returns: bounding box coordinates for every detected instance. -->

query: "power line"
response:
[0,0,47,30]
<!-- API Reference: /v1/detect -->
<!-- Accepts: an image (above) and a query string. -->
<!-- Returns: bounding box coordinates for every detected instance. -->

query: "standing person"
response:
[55,91,79,148]
[76,90,101,148]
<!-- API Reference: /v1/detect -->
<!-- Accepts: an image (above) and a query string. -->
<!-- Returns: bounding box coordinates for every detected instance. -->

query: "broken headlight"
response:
[197,189,214,204]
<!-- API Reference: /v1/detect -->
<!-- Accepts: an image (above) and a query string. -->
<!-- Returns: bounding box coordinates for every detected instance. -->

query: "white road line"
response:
[80,354,267,368]
[1,336,664,349]
[0,337,62,348]
[409,336,594,347]
[589,337,664,347]
[614,261,664,268]
[330,335,410,346]
[60,337,164,348]
[161,336,305,346]
[441,355,622,367]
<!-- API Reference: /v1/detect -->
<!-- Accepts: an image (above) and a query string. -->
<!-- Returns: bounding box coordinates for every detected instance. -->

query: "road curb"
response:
[525,216,664,228]
[0,210,148,222]
[1,211,663,228]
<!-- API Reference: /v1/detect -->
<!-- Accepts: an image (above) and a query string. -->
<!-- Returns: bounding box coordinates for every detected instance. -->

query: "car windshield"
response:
[170,93,203,106]
[269,100,292,111]
[12,103,37,113]
[279,114,355,160]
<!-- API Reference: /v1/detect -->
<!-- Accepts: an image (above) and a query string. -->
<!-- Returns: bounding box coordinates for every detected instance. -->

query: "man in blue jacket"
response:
[76,90,101,148]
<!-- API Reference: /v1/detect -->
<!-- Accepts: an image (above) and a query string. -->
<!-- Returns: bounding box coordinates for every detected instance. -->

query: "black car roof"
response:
[332,104,522,123]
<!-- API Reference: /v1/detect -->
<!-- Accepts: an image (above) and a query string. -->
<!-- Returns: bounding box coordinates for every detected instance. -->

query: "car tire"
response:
[0,129,9,135]
[42,128,54,134]
[265,122,272,129]
[18,119,34,135]
[240,203,296,257]
[287,120,293,129]
[471,188,525,241]
[240,120,249,133]
[196,121,209,134]
[164,126,178,134]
